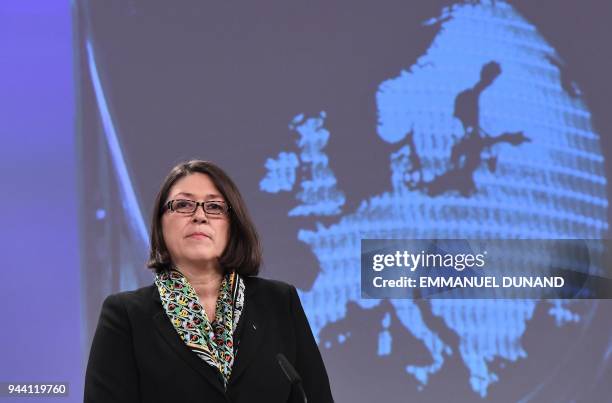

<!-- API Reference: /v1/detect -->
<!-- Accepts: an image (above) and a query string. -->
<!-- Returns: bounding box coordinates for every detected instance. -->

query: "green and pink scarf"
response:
[155,268,245,388]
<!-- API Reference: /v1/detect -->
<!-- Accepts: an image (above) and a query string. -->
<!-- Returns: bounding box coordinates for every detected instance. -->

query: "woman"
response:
[84,160,334,402]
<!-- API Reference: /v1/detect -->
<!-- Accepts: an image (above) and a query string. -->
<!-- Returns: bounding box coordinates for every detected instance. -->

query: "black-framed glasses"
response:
[165,199,231,216]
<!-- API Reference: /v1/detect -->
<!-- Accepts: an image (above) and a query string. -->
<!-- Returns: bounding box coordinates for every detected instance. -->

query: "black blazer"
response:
[84,276,334,402]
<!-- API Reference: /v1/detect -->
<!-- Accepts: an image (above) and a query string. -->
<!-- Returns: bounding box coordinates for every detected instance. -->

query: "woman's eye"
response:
[175,200,192,209]
[209,203,222,210]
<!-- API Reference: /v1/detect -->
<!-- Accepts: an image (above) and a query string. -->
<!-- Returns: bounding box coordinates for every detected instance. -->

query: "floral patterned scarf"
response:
[154,268,245,388]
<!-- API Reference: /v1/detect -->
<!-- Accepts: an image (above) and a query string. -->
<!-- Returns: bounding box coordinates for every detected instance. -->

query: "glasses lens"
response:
[205,201,227,215]
[173,199,196,213]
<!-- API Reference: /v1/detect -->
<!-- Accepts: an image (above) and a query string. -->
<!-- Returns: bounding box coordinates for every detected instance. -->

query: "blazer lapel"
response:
[228,277,266,387]
[150,288,226,395]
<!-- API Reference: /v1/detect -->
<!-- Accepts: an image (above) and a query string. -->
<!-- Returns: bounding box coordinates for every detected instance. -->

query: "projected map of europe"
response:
[259,1,607,399]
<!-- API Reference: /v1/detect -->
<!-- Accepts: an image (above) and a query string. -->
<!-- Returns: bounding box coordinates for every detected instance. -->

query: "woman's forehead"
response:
[169,173,224,200]
[172,191,224,199]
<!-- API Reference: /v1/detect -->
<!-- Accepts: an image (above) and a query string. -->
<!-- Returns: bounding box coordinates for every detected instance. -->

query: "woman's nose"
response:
[191,205,208,222]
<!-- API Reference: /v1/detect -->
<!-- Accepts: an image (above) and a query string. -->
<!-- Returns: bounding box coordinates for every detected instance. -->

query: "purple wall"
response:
[0,1,81,401]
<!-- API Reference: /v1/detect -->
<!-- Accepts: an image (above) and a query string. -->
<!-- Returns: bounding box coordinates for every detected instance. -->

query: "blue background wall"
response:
[0,1,81,401]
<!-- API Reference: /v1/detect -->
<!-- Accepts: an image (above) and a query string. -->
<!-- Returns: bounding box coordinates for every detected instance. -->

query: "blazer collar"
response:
[149,276,266,392]
[228,276,266,387]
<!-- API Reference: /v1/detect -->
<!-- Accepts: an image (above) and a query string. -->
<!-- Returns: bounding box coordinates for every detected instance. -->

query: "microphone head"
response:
[276,353,302,384]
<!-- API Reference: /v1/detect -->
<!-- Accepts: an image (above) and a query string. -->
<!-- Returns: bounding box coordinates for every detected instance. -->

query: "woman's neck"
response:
[175,262,224,299]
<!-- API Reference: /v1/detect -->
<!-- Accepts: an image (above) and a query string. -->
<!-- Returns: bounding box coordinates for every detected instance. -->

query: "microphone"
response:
[276,353,307,403]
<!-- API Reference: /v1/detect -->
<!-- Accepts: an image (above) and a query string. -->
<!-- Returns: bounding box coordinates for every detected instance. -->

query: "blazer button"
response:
[252,323,257,330]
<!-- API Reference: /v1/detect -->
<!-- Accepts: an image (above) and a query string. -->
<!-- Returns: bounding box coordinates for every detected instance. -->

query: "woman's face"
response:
[161,173,230,270]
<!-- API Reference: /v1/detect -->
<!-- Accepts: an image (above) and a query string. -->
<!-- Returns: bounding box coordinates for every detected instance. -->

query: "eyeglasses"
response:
[165,199,231,216]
